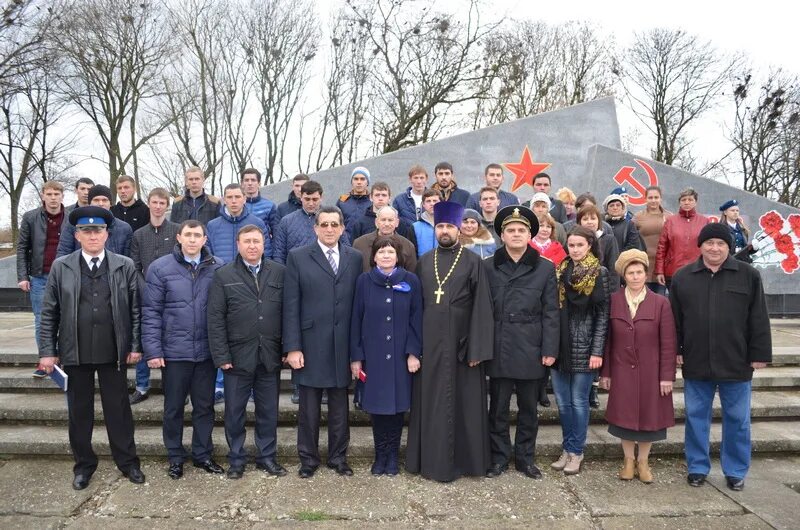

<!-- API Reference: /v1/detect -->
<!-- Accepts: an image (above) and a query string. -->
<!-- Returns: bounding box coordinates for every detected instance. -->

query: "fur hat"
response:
[615,249,649,277]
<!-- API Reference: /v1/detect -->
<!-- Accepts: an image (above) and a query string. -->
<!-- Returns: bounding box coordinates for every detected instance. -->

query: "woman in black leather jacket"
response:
[550,225,611,476]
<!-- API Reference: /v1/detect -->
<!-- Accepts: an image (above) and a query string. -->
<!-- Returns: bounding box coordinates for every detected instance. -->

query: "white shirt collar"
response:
[82,250,106,268]
[318,240,338,255]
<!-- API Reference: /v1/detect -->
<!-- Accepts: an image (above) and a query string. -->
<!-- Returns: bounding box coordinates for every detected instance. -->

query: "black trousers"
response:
[297,385,349,468]
[162,359,216,464]
[65,363,139,476]
[488,377,543,467]
[223,364,280,469]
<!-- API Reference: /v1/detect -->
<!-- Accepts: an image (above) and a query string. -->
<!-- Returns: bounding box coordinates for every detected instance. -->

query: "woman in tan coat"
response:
[633,186,671,295]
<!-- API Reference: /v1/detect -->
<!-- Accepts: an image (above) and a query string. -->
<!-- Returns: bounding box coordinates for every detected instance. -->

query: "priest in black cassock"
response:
[405,201,494,482]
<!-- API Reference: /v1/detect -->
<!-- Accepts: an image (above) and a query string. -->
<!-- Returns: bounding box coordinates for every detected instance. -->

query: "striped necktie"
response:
[327,249,338,274]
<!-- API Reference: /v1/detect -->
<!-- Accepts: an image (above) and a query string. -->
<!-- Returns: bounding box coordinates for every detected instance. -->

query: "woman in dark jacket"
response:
[350,236,423,475]
[551,226,611,476]
[599,249,677,484]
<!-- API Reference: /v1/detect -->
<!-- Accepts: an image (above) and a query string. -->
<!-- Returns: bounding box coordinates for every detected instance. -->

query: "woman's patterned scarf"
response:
[556,252,601,308]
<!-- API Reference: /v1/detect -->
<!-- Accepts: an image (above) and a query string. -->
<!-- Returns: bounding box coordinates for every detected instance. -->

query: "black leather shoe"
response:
[168,462,183,479]
[539,397,551,408]
[517,464,543,479]
[687,473,707,487]
[298,465,317,479]
[72,474,91,490]
[486,463,507,478]
[326,461,353,476]
[129,390,149,405]
[725,476,745,491]
[256,460,287,477]
[227,467,244,480]
[124,467,146,484]
[193,459,225,474]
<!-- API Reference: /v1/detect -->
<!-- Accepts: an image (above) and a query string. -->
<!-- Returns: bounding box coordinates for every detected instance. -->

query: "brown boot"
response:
[637,459,653,483]
[551,451,570,471]
[619,457,636,480]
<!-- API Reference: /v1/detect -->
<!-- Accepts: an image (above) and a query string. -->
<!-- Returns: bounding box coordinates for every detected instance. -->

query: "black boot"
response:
[371,424,388,475]
[589,385,600,409]
[385,426,401,475]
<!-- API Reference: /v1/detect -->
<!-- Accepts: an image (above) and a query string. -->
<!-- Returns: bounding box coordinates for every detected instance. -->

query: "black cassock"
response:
[405,243,494,482]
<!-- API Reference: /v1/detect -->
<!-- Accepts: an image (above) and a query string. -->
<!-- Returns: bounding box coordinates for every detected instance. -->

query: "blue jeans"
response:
[684,379,752,480]
[30,274,48,348]
[551,369,595,455]
[135,360,150,394]
[216,368,224,392]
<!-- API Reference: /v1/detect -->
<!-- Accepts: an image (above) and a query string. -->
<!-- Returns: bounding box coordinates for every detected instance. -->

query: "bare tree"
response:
[472,21,614,128]
[53,0,175,195]
[298,12,372,173]
[730,69,800,206]
[160,0,256,194]
[346,0,495,154]
[0,0,55,96]
[243,0,319,184]
[615,28,739,166]
[1,68,75,244]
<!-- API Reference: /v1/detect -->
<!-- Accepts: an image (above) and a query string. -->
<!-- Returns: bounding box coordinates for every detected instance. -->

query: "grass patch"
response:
[294,510,331,521]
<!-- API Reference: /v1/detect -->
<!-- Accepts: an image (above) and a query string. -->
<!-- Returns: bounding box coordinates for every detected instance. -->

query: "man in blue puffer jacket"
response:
[57,185,133,258]
[141,220,225,479]
[241,168,279,238]
[273,180,350,265]
[206,183,269,262]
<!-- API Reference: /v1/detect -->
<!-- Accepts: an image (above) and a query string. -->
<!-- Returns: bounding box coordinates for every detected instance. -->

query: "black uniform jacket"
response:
[484,246,560,379]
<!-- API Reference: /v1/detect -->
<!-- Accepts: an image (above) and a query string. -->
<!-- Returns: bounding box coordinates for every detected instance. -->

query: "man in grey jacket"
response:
[38,206,145,491]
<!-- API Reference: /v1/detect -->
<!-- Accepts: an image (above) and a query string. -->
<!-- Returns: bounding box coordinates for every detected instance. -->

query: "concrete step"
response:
[3,364,800,394]
[2,390,799,427]
[0,420,798,460]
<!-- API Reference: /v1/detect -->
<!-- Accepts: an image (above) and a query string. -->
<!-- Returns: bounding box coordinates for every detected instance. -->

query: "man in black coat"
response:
[670,223,772,492]
[38,206,145,490]
[484,206,559,479]
[208,224,288,480]
[283,206,363,478]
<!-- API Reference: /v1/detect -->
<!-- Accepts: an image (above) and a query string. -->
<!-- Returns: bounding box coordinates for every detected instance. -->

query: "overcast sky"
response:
[3,0,796,229]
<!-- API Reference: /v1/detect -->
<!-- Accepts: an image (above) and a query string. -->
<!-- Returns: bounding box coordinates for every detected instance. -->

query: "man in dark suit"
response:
[208,224,288,480]
[38,206,145,490]
[283,206,362,478]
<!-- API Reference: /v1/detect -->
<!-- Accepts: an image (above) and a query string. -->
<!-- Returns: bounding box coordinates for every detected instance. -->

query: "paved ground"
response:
[0,456,797,528]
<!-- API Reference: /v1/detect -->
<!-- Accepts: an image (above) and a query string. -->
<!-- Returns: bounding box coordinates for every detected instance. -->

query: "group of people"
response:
[16,161,771,494]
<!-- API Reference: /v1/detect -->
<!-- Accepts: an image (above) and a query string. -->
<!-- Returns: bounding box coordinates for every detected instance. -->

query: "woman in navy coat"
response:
[350,236,423,475]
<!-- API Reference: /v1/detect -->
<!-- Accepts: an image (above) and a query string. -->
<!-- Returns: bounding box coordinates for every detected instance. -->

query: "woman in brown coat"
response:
[633,185,671,295]
[599,249,677,483]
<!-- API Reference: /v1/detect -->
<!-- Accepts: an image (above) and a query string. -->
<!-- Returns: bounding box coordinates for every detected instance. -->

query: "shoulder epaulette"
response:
[339,194,350,202]
[208,195,220,204]
[173,195,184,202]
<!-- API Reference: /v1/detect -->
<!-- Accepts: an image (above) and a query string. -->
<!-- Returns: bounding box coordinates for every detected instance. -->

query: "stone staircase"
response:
[1,313,799,461]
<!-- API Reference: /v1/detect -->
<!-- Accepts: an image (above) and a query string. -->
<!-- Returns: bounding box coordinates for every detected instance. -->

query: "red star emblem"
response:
[503,146,552,192]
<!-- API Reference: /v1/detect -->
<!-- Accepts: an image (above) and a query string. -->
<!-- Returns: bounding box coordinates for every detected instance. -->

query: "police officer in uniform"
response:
[38,206,145,490]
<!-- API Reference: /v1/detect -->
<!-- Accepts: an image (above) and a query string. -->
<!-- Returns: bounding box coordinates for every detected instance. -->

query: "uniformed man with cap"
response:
[483,206,559,479]
[38,206,145,490]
